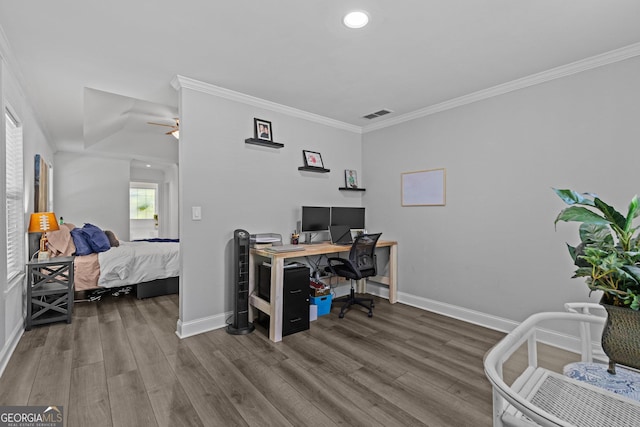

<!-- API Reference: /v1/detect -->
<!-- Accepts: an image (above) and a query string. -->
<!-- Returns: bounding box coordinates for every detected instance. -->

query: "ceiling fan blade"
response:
[147,121,175,128]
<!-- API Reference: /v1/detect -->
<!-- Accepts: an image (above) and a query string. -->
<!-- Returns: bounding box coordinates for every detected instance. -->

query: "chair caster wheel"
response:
[339,312,345,319]
[368,312,373,317]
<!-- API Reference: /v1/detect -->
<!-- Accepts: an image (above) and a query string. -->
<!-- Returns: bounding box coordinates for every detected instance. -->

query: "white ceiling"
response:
[1,0,640,160]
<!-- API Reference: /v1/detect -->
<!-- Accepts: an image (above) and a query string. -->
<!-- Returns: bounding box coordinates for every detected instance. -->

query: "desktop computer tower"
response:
[257,263,310,336]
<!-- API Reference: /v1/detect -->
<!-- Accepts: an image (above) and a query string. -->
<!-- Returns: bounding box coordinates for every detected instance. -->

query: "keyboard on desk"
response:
[262,245,305,253]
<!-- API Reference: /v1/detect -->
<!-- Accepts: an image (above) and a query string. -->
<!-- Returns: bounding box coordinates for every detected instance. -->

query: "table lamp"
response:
[28,212,59,261]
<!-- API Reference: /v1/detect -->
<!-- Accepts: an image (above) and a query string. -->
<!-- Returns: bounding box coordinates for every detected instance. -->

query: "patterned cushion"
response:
[564,362,640,401]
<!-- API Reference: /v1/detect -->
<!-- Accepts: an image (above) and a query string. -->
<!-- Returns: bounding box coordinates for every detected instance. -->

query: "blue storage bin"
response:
[310,294,332,316]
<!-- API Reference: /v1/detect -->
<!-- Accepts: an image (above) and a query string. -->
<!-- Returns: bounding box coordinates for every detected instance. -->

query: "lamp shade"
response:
[28,212,60,233]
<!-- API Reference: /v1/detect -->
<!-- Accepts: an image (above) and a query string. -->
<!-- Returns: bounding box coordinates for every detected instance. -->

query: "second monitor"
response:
[330,206,365,230]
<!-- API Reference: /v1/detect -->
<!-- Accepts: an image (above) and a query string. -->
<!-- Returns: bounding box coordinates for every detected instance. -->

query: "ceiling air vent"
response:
[362,109,393,119]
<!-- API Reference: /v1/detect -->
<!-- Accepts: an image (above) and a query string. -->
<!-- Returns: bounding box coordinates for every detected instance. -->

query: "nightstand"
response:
[26,256,74,330]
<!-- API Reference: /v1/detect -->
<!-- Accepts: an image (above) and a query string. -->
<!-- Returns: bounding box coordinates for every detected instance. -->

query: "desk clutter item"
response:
[250,233,281,247]
[309,304,318,321]
[263,245,305,253]
[310,294,332,316]
[310,279,330,297]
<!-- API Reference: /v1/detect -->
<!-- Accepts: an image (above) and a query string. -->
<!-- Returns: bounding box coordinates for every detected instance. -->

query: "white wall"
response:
[362,55,640,326]
[175,79,363,336]
[0,47,54,375]
[53,152,130,239]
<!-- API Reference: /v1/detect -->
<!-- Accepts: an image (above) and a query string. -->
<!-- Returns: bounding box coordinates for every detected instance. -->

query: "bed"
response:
[45,223,179,299]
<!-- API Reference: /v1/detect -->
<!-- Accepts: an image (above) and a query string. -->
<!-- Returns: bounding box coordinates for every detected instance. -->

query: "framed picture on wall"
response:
[303,150,325,168]
[345,169,358,188]
[34,154,51,212]
[254,118,273,141]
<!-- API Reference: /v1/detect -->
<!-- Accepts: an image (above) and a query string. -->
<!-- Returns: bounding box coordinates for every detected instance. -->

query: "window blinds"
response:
[5,110,24,282]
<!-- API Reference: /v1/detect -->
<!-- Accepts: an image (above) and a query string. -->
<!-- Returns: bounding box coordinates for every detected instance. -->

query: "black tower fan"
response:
[227,229,255,335]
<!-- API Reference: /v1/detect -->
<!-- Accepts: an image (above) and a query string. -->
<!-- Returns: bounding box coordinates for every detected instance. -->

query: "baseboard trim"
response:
[397,292,584,355]
[0,322,24,378]
[174,290,585,354]
[175,312,229,339]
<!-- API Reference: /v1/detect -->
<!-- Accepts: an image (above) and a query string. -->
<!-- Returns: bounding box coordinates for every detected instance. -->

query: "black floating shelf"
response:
[298,166,330,173]
[245,138,284,148]
[339,187,366,191]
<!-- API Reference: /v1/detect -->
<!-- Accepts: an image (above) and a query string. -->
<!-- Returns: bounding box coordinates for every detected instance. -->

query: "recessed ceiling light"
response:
[146,164,151,168]
[343,11,369,29]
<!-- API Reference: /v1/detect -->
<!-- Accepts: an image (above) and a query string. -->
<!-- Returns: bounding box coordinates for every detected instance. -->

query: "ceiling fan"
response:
[147,118,179,139]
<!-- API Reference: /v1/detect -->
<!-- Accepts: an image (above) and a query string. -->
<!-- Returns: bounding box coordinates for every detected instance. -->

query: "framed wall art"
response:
[302,150,324,168]
[345,169,358,188]
[34,154,51,212]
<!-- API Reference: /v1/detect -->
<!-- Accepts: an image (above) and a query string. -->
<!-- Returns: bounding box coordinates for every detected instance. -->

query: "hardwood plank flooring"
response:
[0,293,578,426]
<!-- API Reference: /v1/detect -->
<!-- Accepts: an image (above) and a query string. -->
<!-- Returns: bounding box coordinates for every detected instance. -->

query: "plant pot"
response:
[600,296,640,374]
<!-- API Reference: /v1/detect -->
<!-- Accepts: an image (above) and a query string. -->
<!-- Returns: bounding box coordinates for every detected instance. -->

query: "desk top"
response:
[252,240,397,258]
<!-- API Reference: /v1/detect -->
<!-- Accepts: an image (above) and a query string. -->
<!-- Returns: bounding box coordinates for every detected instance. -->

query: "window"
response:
[130,183,157,219]
[6,110,24,282]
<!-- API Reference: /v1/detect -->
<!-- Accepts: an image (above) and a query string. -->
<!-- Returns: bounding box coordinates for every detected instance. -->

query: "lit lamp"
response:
[28,212,59,261]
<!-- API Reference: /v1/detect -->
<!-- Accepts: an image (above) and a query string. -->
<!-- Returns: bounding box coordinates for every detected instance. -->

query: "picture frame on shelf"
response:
[254,118,272,141]
[303,150,324,168]
[345,169,358,188]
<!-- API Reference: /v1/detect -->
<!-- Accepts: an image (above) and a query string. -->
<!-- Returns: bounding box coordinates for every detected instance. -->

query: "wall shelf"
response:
[245,138,284,148]
[339,187,366,192]
[298,166,330,173]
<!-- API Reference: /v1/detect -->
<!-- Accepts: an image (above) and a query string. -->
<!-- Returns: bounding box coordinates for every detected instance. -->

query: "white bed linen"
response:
[97,241,179,288]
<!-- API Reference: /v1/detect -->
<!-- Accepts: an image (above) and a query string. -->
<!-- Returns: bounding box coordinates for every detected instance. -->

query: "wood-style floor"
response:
[0,293,576,427]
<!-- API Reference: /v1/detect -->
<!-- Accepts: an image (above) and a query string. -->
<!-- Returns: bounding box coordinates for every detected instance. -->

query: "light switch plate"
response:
[192,206,202,220]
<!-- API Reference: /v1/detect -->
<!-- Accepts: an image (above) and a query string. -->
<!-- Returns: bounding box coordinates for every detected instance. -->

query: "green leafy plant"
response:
[553,188,640,310]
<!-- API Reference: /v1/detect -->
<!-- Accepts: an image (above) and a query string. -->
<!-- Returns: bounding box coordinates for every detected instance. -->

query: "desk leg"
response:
[269,257,285,342]
[248,252,256,323]
[389,244,398,304]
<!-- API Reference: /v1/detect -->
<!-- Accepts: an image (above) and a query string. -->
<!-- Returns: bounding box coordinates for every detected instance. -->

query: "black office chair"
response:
[324,233,382,318]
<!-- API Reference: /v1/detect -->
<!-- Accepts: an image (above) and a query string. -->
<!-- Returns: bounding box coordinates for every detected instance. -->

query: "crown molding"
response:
[363,42,640,133]
[171,75,362,134]
[172,42,640,136]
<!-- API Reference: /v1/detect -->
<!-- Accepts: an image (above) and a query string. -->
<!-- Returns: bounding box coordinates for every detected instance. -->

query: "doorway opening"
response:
[130,181,158,240]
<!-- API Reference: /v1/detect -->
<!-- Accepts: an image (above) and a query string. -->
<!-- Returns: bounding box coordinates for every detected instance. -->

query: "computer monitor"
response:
[330,206,365,229]
[301,206,331,232]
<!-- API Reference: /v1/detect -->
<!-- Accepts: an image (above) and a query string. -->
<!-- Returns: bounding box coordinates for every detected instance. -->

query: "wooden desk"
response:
[249,240,398,342]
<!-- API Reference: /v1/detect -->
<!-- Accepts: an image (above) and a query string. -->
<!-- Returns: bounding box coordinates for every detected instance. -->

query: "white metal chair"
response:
[484,310,640,426]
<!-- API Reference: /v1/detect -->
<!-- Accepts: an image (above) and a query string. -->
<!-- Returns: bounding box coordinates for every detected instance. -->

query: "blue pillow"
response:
[70,228,94,256]
[82,223,111,253]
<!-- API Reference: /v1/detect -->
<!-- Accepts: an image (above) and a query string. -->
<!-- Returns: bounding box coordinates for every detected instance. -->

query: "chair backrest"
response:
[349,233,382,278]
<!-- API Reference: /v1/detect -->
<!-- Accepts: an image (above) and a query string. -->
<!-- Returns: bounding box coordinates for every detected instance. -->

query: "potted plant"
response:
[553,188,640,372]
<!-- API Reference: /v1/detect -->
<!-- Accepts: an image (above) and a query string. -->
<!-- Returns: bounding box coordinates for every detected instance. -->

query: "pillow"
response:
[70,228,94,256]
[82,223,111,253]
[104,230,120,247]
